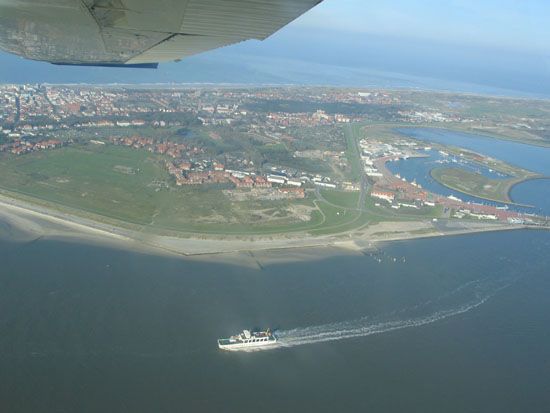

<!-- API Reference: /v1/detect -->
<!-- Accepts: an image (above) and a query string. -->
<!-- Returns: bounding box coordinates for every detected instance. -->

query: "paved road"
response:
[351,126,370,211]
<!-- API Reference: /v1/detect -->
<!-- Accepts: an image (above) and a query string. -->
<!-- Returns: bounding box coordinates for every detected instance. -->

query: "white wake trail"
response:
[276,276,516,348]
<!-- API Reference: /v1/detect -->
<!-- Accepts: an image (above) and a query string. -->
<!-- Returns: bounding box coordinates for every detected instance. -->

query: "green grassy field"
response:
[431,167,519,203]
[320,189,360,208]
[0,144,168,224]
[343,123,363,181]
[0,141,449,237]
[0,144,382,236]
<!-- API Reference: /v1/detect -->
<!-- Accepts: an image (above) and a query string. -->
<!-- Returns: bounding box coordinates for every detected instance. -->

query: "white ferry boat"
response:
[218,329,277,351]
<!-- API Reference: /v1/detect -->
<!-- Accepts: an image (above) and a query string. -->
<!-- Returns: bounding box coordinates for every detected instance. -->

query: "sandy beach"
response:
[0,193,531,261]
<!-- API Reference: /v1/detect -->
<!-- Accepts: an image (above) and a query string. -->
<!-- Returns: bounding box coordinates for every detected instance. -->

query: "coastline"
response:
[508,176,550,202]
[0,193,534,262]
[386,125,545,207]
[393,124,550,149]
[428,168,539,207]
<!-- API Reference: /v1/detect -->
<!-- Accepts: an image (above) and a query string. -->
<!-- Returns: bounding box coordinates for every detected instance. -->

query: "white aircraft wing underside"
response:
[0,0,322,66]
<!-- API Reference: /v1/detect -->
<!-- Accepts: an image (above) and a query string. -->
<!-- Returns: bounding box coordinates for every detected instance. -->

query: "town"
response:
[0,84,548,234]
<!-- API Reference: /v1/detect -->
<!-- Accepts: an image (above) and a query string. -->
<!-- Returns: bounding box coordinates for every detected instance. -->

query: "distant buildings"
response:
[1,138,64,155]
[371,190,395,202]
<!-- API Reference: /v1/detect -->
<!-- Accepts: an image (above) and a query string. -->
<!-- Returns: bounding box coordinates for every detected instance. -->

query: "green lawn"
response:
[431,167,519,204]
[320,189,360,208]
[0,145,167,224]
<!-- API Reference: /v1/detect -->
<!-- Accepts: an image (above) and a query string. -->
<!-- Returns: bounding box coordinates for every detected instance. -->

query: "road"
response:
[313,124,369,212]
[349,124,370,211]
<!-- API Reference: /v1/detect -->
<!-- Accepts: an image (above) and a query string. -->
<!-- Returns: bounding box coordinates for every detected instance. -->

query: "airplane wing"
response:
[0,0,322,67]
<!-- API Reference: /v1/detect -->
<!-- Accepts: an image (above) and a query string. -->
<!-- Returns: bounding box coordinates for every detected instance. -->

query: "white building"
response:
[314,182,337,189]
[286,180,302,187]
[267,175,286,185]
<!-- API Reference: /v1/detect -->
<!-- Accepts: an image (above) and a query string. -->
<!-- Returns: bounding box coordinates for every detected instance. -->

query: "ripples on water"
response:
[276,275,518,348]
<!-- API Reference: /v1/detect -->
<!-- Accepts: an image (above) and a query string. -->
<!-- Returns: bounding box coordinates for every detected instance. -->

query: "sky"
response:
[297,0,550,54]
[0,0,549,97]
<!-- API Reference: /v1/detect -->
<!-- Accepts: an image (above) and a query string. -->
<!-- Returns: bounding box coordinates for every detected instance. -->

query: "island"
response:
[0,85,548,256]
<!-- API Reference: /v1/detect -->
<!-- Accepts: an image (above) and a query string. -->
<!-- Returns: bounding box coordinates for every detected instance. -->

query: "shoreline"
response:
[0,193,537,262]
[428,168,539,207]
[394,124,550,149]
[508,176,550,202]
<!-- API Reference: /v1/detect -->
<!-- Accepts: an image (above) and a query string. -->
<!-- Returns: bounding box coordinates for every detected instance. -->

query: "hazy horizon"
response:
[1,0,549,98]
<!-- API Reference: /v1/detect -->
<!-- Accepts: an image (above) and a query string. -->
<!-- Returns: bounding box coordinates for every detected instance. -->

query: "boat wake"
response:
[275,276,517,349]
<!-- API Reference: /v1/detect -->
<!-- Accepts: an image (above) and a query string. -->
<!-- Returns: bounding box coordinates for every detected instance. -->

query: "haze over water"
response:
[0,228,549,412]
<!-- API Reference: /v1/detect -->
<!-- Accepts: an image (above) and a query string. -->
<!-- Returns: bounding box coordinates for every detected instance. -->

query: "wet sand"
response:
[0,194,529,262]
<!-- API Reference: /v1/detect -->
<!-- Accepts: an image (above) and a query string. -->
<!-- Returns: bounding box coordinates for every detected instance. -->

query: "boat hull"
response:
[218,339,278,351]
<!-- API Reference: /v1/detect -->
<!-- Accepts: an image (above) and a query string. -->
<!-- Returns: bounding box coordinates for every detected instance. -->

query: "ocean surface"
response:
[395,128,550,176]
[1,229,549,412]
[393,128,550,216]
